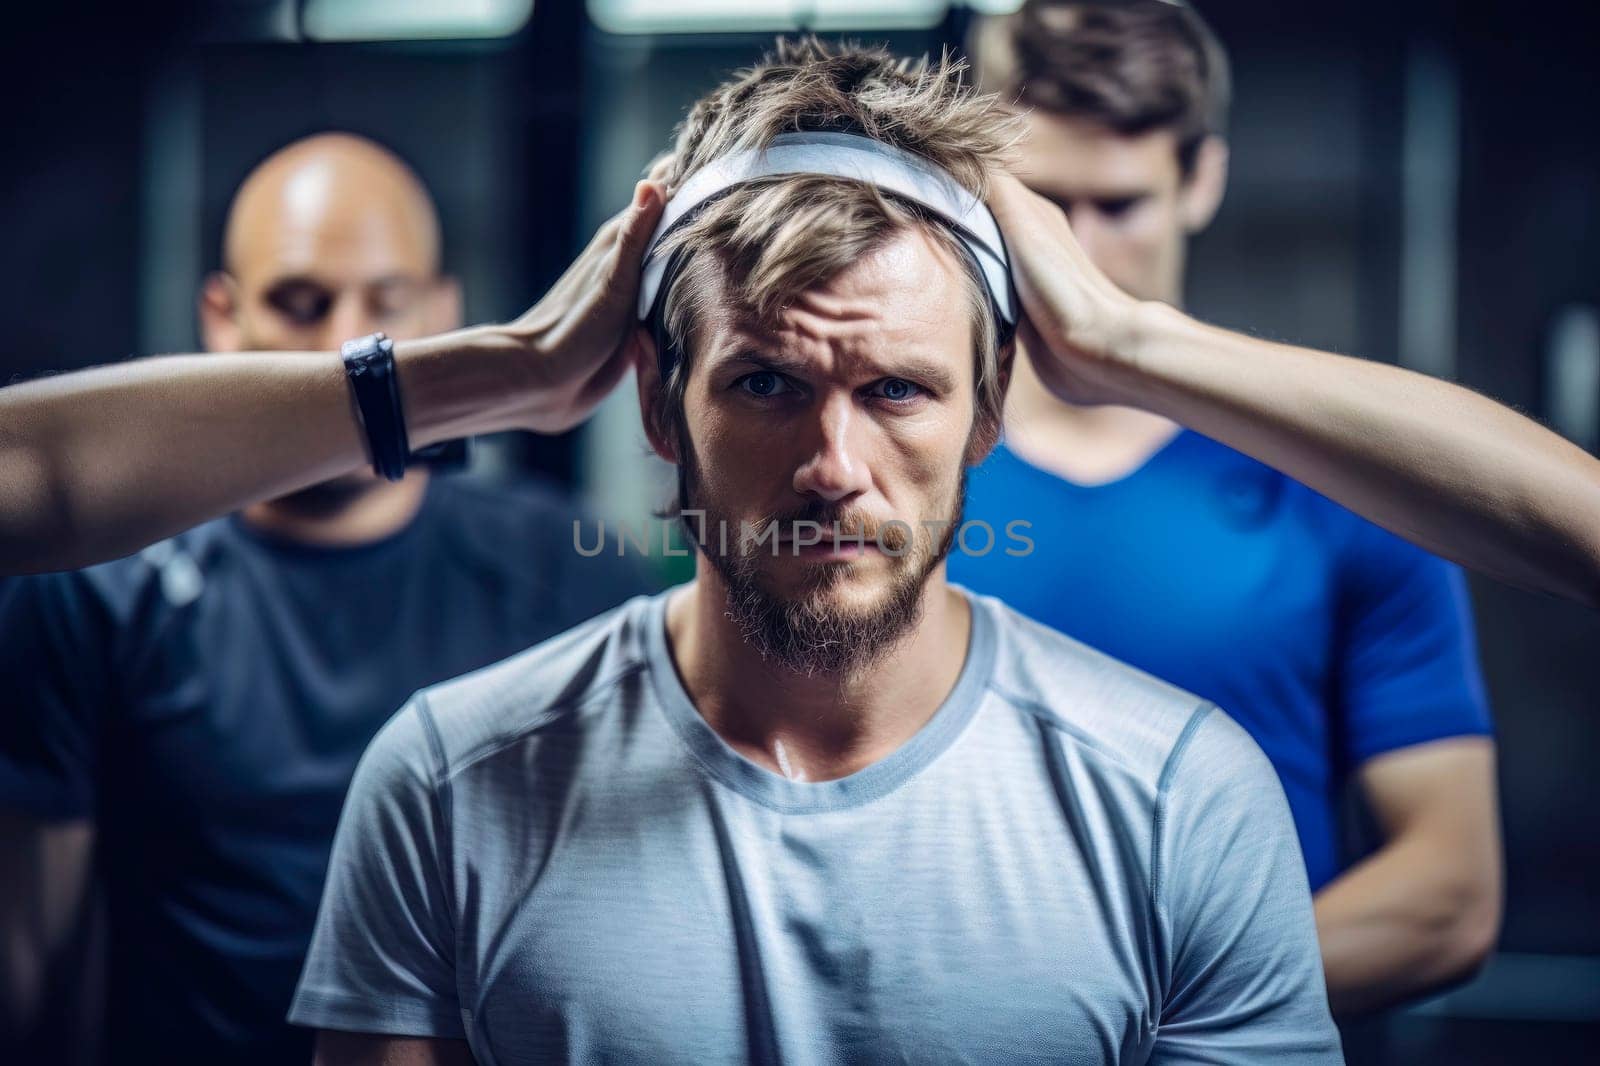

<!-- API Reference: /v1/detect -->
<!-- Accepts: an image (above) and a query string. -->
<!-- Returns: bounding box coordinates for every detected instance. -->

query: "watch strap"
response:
[340,332,411,481]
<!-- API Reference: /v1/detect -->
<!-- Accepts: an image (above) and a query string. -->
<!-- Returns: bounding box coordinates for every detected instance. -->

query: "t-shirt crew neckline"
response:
[996,427,1196,494]
[644,584,998,815]
[226,476,441,563]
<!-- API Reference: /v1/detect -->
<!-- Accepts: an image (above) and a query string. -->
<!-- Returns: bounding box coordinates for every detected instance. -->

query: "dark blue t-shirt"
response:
[0,474,655,1065]
[949,431,1491,891]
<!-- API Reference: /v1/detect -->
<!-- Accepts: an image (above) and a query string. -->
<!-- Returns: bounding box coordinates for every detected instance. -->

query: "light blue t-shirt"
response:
[290,585,1342,1065]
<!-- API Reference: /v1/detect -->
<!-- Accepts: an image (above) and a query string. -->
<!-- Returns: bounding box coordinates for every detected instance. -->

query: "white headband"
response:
[636,131,1017,328]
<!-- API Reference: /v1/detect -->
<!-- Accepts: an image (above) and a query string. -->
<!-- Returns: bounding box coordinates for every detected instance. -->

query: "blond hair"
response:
[651,37,1020,461]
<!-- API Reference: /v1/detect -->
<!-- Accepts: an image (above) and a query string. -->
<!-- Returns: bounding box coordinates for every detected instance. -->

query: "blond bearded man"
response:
[288,42,1342,1066]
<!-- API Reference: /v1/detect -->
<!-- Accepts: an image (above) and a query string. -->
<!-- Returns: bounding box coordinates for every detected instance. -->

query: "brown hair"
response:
[650,37,1020,469]
[970,0,1231,175]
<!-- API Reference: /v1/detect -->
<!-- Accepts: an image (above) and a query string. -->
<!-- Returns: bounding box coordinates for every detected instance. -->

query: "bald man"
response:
[0,133,652,1064]
[200,131,452,546]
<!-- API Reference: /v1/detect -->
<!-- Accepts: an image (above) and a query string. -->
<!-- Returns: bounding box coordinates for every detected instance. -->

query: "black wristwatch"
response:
[341,332,411,481]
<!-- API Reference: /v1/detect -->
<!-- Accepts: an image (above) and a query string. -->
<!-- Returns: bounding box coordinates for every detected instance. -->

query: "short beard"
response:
[679,442,964,679]
[720,551,932,678]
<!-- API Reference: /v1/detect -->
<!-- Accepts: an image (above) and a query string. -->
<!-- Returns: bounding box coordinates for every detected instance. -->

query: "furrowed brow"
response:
[715,349,960,393]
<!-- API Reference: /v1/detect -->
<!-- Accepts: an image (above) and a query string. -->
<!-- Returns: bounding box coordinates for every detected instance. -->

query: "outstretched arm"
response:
[0,181,665,576]
[989,171,1600,608]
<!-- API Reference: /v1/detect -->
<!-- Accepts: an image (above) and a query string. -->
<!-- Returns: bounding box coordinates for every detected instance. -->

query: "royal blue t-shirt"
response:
[949,431,1491,891]
[0,475,655,1066]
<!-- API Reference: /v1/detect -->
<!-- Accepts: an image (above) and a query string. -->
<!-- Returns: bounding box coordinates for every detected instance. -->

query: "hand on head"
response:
[514,152,1133,439]
[986,171,1144,406]
[504,179,667,433]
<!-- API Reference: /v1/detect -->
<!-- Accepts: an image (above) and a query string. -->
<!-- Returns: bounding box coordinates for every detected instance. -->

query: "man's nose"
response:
[792,392,873,503]
[1066,206,1110,265]
[317,293,378,350]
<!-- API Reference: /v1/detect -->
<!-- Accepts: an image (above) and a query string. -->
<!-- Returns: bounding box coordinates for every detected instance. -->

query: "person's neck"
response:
[1004,321,1183,487]
[665,568,972,783]
[240,471,432,548]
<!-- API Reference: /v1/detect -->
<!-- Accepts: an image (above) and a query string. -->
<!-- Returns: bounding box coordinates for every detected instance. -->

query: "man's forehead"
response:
[711,311,946,367]
[229,207,437,291]
[705,227,967,348]
[1015,109,1182,194]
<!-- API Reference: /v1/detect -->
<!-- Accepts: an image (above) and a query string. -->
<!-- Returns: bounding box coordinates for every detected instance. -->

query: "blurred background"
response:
[1,0,1596,1061]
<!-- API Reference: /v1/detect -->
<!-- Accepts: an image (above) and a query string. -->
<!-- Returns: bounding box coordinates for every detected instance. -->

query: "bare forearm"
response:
[1106,302,1600,605]
[1313,842,1499,1017]
[0,177,662,576]
[0,326,525,575]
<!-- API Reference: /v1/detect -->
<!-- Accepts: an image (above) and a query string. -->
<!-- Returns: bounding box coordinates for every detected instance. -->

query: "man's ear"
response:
[631,326,680,465]
[1179,136,1229,235]
[198,272,243,352]
[424,275,464,333]
[996,336,1017,398]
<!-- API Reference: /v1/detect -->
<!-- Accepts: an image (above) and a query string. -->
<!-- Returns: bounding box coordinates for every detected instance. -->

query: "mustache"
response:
[758,500,911,552]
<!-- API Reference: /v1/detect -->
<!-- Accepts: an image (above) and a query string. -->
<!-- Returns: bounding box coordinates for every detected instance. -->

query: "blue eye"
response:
[738,371,791,398]
[874,378,922,403]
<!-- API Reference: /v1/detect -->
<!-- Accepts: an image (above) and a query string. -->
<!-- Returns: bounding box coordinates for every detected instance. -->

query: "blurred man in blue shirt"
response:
[955,0,1500,1016]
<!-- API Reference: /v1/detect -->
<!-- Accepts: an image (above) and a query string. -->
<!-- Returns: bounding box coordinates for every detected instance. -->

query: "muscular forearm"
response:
[1103,302,1600,606]
[0,178,663,577]
[1313,839,1500,1017]
[0,325,527,575]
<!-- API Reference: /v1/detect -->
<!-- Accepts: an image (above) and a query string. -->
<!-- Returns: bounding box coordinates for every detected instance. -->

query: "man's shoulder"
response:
[972,589,1216,787]
[409,590,662,773]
